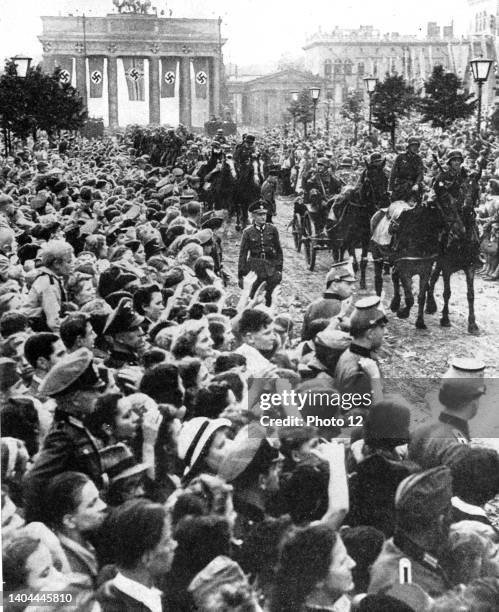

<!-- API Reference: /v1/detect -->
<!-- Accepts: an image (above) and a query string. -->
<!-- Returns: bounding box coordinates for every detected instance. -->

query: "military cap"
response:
[340,156,353,168]
[178,416,232,477]
[317,157,330,167]
[105,290,134,309]
[395,466,453,517]
[245,134,256,142]
[407,137,421,147]
[201,211,224,231]
[218,421,281,483]
[369,152,385,165]
[326,261,356,286]
[439,357,486,405]
[103,297,144,336]
[447,149,464,163]
[315,328,351,351]
[249,200,268,214]
[39,348,105,398]
[144,236,164,260]
[349,295,388,333]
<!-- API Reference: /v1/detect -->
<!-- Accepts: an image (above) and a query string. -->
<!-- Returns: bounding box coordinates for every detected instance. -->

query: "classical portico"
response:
[39,14,225,129]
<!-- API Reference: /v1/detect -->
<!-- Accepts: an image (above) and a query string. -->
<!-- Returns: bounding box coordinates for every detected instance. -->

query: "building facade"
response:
[39,13,225,129]
[227,69,322,128]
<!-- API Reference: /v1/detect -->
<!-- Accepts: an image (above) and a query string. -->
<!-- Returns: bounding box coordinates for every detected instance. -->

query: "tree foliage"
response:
[287,89,314,135]
[491,106,499,134]
[341,90,364,143]
[371,74,415,147]
[419,65,476,128]
[0,60,87,148]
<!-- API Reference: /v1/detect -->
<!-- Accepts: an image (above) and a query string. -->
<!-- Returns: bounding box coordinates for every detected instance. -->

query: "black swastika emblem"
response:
[128,68,140,81]
[196,71,207,85]
[59,70,70,84]
[91,71,102,84]
[164,71,175,84]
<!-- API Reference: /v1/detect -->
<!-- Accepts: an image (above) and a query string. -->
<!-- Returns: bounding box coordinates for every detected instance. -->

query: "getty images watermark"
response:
[258,389,371,429]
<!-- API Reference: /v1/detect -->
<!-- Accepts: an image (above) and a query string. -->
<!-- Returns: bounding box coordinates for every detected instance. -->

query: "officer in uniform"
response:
[369,466,453,598]
[238,201,283,307]
[389,137,425,203]
[358,152,390,212]
[304,158,343,204]
[103,297,148,369]
[335,295,387,396]
[433,149,467,203]
[301,261,356,341]
[408,358,486,470]
[23,348,106,523]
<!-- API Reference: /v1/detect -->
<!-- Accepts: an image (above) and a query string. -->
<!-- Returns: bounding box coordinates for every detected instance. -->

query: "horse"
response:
[389,201,444,329]
[425,169,483,334]
[327,186,372,289]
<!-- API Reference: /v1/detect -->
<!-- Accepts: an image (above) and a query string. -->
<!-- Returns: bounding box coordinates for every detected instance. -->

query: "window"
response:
[357,62,365,76]
[324,59,332,78]
[344,60,353,75]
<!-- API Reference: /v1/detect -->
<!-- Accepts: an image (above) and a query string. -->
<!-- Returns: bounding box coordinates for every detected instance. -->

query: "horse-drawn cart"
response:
[291,195,338,271]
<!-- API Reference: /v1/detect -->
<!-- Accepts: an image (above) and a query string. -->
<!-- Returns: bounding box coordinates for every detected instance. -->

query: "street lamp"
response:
[470,55,493,134]
[310,87,320,132]
[290,90,299,131]
[364,76,378,136]
[10,55,32,78]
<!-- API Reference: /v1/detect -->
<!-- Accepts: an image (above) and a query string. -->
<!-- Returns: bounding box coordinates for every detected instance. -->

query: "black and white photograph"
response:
[1,0,499,610]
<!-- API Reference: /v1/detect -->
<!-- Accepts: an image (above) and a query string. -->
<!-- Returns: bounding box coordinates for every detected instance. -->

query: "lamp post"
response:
[291,90,299,131]
[310,87,320,133]
[363,76,378,136]
[470,55,493,134]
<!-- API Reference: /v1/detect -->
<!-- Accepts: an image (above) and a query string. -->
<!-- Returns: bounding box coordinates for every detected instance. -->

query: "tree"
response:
[0,61,87,151]
[371,74,415,148]
[491,106,499,134]
[287,89,314,137]
[419,65,476,128]
[341,90,364,144]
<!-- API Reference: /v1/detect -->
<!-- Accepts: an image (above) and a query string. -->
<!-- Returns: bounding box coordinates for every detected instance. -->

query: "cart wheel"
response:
[303,214,313,265]
[309,246,317,271]
[292,213,302,252]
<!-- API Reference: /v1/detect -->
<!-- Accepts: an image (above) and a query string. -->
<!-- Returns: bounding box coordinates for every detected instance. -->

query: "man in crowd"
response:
[389,136,425,202]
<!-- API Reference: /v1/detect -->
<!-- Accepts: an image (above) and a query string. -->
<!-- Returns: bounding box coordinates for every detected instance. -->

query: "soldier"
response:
[238,201,283,306]
[304,158,343,204]
[301,261,356,341]
[23,348,106,523]
[408,358,486,470]
[103,297,148,369]
[358,152,390,213]
[336,156,356,186]
[389,137,425,202]
[334,295,387,408]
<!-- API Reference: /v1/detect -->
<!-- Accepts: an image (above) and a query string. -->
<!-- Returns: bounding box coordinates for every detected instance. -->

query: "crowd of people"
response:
[0,116,499,612]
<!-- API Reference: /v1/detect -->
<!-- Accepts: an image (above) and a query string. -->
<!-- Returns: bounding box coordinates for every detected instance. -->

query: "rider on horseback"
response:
[389,137,425,203]
[304,158,343,229]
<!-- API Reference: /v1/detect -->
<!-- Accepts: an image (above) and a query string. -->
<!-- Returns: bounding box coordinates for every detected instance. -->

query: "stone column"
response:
[149,57,160,124]
[179,56,192,128]
[211,56,221,117]
[75,56,87,106]
[108,56,119,129]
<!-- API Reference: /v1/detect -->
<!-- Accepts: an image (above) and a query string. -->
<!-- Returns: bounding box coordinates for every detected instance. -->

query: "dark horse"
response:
[388,201,444,329]
[425,169,482,334]
[328,186,372,289]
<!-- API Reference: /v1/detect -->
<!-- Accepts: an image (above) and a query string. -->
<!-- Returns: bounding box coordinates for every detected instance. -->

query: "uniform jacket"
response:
[433,167,468,202]
[334,343,380,397]
[24,409,102,523]
[408,412,470,470]
[104,346,140,370]
[368,533,449,598]
[238,223,283,280]
[389,152,425,199]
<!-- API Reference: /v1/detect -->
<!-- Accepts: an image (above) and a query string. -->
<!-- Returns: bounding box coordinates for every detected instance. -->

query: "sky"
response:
[0,0,471,67]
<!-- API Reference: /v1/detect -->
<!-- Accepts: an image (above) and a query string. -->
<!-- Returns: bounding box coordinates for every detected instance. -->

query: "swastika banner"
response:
[52,56,73,85]
[122,57,145,101]
[161,57,177,98]
[193,57,209,99]
[88,56,104,98]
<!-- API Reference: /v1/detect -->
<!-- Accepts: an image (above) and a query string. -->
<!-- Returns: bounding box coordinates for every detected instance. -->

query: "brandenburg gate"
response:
[39,11,225,129]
